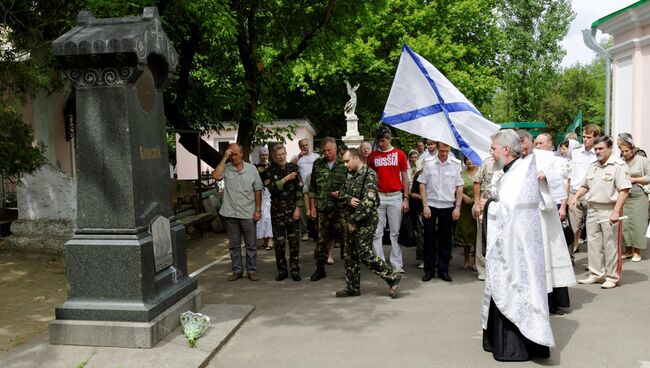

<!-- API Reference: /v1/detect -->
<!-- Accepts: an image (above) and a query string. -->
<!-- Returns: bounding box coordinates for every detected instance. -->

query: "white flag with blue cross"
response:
[381,44,500,165]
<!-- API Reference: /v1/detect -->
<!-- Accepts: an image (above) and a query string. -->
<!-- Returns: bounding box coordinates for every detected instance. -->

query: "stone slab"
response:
[2,303,254,368]
[50,288,203,348]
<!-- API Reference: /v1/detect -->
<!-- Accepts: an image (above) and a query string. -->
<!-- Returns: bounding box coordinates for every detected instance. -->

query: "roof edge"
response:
[592,0,650,28]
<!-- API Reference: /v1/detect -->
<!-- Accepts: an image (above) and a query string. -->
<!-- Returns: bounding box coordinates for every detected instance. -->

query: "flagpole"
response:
[357,124,382,200]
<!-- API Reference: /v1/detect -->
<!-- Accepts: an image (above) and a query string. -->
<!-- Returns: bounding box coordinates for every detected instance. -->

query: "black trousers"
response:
[422,206,453,275]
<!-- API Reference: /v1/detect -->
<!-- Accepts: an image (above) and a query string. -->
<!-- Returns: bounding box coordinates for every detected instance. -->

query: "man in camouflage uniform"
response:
[308,137,348,281]
[336,148,401,298]
[264,145,307,281]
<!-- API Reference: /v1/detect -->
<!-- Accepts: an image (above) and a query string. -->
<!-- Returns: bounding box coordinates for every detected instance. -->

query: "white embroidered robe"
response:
[482,157,555,347]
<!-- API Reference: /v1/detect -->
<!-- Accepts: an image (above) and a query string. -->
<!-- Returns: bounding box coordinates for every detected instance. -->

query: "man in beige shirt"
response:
[570,136,631,289]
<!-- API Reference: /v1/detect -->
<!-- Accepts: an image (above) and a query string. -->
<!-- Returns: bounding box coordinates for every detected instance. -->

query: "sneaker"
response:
[417,262,424,269]
[632,254,642,262]
[477,274,486,281]
[578,275,603,284]
[228,272,243,281]
[395,267,405,274]
[248,271,259,281]
[601,280,617,289]
[301,233,309,241]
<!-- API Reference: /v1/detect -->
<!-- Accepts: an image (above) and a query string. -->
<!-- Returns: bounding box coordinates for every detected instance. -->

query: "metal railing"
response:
[1,175,17,209]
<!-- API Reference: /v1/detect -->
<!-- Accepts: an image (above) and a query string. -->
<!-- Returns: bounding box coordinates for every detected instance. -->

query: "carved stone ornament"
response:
[52,7,178,88]
[63,66,137,87]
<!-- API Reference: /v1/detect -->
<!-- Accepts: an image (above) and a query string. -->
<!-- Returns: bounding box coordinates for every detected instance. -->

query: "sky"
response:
[560,0,639,67]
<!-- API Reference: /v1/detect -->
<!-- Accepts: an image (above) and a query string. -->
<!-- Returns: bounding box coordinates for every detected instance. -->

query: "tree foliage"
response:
[494,0,574,121]
[2,0,588,163]
[281,0,502,152]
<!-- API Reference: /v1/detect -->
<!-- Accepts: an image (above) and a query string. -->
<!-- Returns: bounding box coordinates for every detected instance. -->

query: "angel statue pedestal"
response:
[342,81,364,148]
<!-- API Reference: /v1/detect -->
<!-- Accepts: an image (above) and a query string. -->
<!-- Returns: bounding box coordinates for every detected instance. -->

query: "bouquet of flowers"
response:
[180,311,210,348]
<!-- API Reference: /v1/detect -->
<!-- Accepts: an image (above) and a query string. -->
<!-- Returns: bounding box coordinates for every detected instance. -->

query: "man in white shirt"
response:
[291,138,319,240]
[567,124,600,253]
[418,142,463,282]
[418,139,437,161]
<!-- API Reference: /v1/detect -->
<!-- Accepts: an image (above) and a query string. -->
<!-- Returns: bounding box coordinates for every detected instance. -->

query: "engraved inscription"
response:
[140,146,162,160]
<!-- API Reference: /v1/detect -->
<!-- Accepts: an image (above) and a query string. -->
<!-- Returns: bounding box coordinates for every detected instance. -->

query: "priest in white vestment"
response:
[481,129,554,361]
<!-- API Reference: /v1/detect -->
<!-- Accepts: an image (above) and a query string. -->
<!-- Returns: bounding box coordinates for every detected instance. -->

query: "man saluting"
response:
[336,148,401,298]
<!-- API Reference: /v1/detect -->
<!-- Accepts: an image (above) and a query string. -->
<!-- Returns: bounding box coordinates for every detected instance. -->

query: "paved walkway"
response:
[201,240,650,368]
[1,232,649,367]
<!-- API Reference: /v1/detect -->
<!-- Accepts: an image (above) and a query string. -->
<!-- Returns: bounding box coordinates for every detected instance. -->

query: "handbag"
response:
[398,214,417,247]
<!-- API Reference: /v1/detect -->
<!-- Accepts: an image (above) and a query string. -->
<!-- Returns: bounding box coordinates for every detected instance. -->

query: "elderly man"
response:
[291,138,319,241]
[308,137,348,281]
[570,136,631,289]
[418,142,463,282]
[213,144,263,281]
[359,141,373,163]
[367,127,410,273]
[481,129,554,361]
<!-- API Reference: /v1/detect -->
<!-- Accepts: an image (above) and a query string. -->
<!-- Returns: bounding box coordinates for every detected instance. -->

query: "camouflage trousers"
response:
[271,202,300,274]
[314,208,345,260]
[344,220,399,293]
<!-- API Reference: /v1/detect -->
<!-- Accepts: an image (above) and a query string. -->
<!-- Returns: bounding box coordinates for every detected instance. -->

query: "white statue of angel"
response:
[344,81,360,119]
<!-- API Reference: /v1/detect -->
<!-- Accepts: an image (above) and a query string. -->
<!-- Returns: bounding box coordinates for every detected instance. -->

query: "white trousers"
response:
[373,193,403,269]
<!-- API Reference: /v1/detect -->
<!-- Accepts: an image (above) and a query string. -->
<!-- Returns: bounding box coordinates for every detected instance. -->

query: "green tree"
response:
[495,0,574,121]
[281,0,502,152]
[1,1,78,180]
[539,56,606,139]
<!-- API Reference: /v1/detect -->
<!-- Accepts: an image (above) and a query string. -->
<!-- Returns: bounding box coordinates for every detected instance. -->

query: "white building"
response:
[593,0,650,151]
[175,119,317,179]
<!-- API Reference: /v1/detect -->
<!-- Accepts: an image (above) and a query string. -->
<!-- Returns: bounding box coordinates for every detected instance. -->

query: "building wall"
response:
[605,16,650,152]
[175,120,317,180]
[19,90,74,177]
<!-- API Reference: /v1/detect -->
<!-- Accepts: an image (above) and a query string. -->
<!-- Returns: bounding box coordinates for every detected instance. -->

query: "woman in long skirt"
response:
[618,135,650,262]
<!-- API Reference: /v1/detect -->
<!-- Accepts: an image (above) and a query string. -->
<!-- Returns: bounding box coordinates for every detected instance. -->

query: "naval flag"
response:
[381,44,500,165]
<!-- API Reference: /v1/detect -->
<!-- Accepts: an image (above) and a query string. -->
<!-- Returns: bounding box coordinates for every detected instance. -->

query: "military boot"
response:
[310,260,326,281]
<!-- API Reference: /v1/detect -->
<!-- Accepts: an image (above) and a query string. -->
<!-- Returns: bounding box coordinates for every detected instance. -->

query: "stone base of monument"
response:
[342,135,366,148]
[3,302,254,368]
[4,219,73,254]
[49,288,204,348]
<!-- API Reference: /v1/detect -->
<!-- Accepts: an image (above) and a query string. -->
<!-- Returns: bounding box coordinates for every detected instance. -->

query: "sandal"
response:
[326,257,334,265]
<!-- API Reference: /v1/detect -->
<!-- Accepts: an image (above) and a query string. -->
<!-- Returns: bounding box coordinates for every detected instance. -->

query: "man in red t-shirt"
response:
[367,127,410,273]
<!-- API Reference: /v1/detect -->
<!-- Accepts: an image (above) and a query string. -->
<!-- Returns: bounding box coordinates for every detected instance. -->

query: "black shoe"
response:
[550,308,566,316]
[310,260,326,281]
[439,273,452,282]
[291,272,302,282]
[422,272,434,282]
[335,289,360,297]
[275,272,288,281]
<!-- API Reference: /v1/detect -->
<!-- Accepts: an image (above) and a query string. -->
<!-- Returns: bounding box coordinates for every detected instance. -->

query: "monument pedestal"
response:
[342,116,364,148]
[50,288,203,348]
[50,8,199,348]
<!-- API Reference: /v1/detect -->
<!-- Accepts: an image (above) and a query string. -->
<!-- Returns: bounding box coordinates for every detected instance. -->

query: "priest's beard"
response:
[494,156,507,170]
